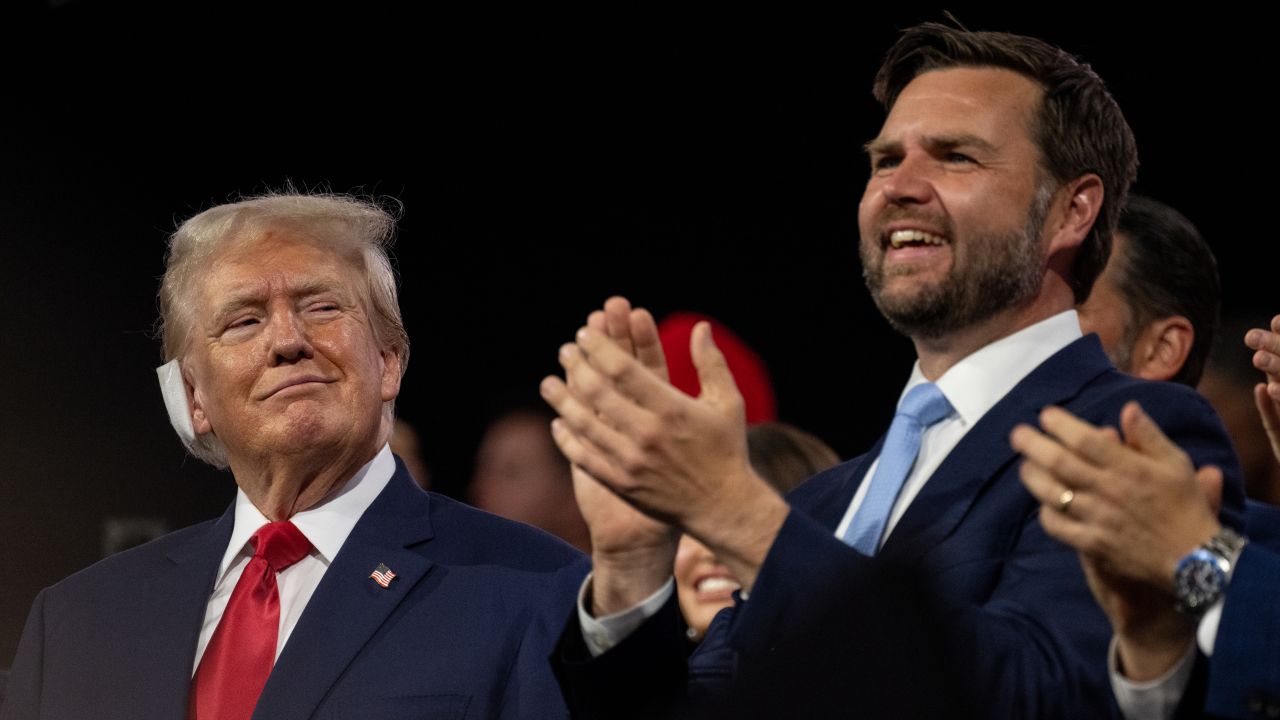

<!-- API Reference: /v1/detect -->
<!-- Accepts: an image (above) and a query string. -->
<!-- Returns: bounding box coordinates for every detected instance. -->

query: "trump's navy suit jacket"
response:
[556,335,1246,719]
[2,458,589,720]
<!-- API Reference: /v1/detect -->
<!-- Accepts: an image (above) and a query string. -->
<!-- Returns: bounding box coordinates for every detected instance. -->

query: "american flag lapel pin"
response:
[370,562,397,588]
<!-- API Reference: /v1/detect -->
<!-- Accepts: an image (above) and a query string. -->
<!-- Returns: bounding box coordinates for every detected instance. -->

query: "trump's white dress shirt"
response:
[191,444,395,673]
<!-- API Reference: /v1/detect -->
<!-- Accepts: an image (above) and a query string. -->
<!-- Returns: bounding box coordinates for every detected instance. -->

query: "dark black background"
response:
[0,3,1267,663]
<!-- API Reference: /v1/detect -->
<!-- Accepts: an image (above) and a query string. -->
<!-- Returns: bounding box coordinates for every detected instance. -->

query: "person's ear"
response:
[1046,174,1104,256]
[1130,316,1194,383]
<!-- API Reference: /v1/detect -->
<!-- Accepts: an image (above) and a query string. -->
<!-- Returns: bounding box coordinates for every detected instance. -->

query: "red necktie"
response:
[189,520,312,720]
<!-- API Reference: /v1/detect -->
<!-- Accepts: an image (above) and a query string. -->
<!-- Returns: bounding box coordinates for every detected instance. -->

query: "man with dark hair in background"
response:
[1078,195,1220,387]
[541,23,1244,719]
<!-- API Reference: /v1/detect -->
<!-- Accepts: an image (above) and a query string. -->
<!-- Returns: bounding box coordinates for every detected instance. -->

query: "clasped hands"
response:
[1010,311,1280,594]
[540,297,789,614]
[1010,401,1223,679]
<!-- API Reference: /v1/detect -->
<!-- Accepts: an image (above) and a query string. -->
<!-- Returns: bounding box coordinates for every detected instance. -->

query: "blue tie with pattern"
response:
[842,382,953,555]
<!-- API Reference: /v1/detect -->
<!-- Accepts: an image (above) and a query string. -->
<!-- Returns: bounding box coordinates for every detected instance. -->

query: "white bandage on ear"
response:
[156,359,197,449]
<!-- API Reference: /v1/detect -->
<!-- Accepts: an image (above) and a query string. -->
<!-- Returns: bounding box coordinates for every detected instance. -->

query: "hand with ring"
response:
[1010,401,1222,587]
[1010,401,1225,681]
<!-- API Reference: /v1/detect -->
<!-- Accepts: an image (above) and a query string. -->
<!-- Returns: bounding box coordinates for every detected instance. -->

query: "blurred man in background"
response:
[1077,195,1218,387]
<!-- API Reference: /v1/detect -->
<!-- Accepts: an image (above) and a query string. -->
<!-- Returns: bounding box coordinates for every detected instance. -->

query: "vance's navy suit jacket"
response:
[2,458,589,720]
[556,335,1246,719]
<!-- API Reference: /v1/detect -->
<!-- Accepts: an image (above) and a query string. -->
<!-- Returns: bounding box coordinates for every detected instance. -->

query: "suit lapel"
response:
[253,462,435,720]
[136,508,232,717]
[880,336,1112,562]
[797,438,883,532]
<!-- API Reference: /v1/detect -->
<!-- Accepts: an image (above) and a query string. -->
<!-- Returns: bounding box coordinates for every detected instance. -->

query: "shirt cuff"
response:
[1196,596,1224,656]
[1108,635,1197,720]
[577,572,675,658]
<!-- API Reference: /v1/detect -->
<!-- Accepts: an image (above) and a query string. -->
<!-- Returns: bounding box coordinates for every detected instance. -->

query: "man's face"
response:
[1077,231,1134,371]
[185,230,401,465]
[858,67,1052,339]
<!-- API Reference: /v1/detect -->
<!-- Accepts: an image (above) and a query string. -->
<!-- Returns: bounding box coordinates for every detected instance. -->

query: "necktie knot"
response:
[897,382,953,428]
[250,521,311,572]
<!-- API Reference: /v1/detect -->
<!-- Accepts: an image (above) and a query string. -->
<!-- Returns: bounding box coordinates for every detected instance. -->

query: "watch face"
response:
[1175,549,1227,613]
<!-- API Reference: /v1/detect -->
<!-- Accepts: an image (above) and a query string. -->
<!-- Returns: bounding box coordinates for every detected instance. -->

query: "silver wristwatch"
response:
[1173,526,1247,616]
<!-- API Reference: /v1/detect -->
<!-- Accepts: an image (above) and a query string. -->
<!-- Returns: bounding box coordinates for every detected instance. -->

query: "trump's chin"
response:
[220,412,341,464]
[275,414,353,455]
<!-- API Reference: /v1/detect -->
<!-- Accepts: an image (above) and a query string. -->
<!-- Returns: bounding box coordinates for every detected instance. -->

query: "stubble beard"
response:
[1109,310,1139,374]
[861,185,1054,340]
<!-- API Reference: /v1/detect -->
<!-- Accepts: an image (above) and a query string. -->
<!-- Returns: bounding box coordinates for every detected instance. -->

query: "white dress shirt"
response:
[581,310,1084,655]
[834,309,1083,547]
[191,443,396,674]
[1109,569,1234,719]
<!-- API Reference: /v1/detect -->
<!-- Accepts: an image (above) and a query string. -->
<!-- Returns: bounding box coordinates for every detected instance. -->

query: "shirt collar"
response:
[901,309,1083,428]
[214,443,397,586]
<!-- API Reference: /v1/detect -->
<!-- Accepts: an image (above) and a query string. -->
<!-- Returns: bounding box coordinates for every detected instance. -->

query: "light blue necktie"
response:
[842,382,953,555]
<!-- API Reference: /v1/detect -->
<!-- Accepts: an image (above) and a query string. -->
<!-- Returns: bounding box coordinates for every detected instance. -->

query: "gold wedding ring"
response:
[1056,489,1075,513]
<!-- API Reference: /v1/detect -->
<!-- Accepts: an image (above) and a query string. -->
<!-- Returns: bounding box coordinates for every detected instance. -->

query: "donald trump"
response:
[2,193,586,720]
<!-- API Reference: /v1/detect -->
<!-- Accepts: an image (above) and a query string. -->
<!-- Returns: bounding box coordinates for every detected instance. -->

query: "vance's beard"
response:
[861,187,1053,340]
